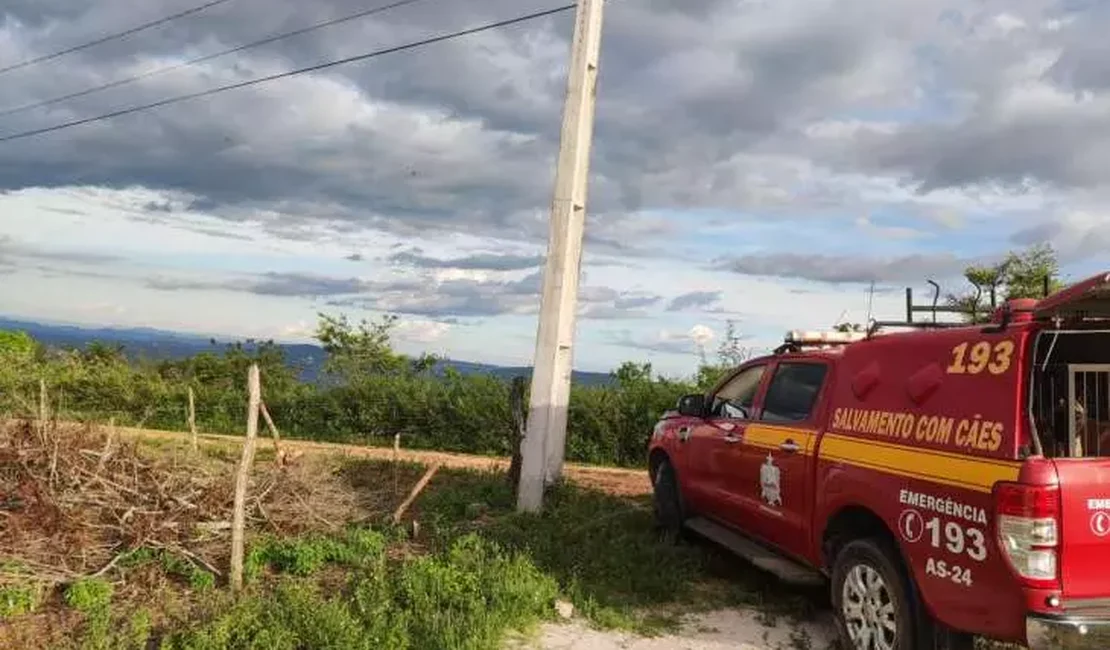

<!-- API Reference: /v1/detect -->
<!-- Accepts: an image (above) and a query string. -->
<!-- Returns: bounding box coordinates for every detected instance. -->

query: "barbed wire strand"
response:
[0,0,239,77]
[0,0,437,118]
[0,3,576,144]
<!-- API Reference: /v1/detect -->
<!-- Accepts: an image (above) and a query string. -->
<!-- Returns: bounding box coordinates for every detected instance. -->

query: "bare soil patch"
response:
[104,422,652,497]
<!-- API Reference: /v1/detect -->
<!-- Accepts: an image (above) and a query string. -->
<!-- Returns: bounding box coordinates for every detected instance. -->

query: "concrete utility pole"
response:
[517,0,605,513]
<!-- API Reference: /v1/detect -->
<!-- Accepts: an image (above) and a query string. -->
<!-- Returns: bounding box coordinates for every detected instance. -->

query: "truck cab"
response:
[648,272,1110,650]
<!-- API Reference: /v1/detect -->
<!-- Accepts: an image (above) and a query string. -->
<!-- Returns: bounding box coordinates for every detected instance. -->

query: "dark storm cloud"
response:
[666,290,720,311]
[388,249,543,271]
[1,0,1107,278]
[144,266,662,319]
[0,235,120,264]
[716,252,973,284]
[847,114,1110,193]
[250,272,371,297]
[604,329,704,356]
[147,271,374,297]
[0,0,958,239]
[1043,1,1110,94]
[818,2,1110,194]
[1011,218,1110,263]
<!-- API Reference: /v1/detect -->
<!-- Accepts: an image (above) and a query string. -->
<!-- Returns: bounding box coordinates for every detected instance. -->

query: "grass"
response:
[376,461,825,635]
[157,532,560,650]
[2,448,827,649]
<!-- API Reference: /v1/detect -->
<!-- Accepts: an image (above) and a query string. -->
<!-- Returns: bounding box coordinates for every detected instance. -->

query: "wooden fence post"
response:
[37,378,47,443]
[259,402,284,465]
[230,364,261,592]
[188,387,198,452]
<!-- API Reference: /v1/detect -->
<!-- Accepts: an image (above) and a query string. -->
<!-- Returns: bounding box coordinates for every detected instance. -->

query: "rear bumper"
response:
[1026,614,1110,649]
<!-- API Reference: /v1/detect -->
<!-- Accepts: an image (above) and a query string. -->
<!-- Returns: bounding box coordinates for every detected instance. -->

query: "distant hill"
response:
[0,317,615,386]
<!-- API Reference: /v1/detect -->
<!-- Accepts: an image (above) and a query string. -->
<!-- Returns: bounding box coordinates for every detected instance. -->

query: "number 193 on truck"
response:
[648,272,1110,649]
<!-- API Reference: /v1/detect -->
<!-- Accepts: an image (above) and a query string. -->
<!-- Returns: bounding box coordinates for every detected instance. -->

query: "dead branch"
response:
[259,402,284,465]
[91,548,130,578]
[392,463,442,524]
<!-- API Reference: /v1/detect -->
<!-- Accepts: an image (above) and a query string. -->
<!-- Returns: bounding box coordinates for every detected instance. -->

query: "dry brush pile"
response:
[0,419,369,592]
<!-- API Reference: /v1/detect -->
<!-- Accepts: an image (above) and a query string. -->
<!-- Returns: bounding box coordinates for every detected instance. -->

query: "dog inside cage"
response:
[1029,329,1110,458]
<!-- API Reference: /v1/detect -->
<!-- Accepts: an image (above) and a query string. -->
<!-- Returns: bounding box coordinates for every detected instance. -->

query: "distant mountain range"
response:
[0,317,615,386]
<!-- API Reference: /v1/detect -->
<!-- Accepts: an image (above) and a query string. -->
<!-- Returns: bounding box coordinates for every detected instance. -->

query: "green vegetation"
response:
[946,243,1065,322]
[4,456,824,650]
[161,532,561,650]
[0,583,43,619]
[0,245,1064,467]
[63,578,114,614]
[0,318,733,470]
[409,466,819,633]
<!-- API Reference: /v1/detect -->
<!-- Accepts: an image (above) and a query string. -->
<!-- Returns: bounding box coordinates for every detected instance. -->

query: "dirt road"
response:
[514,609,836,650]
[103,422,653,497]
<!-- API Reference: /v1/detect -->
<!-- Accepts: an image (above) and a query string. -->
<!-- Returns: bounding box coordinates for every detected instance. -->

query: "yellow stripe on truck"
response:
[744,425,815,453]
[819,433,1022,493]
[739,425,1022,493]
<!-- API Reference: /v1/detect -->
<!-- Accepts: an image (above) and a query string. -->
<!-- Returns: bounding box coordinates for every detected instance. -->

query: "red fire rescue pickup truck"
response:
[648,271,1110,650]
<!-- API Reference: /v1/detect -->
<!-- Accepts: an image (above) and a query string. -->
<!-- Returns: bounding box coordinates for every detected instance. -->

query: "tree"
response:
[694,320,758,390]
[717,320,756,367]
[314,313,437,383]
[613,361,653,387]
[946,243,1065,323]
[0,330,37,361]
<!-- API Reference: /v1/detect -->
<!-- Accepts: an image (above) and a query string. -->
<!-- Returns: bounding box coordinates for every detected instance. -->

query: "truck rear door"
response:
[1032,272,1110,600]
[1053,458,1110,599]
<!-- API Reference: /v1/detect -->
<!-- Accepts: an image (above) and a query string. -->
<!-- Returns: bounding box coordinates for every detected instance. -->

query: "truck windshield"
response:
[1028,329,1110,458]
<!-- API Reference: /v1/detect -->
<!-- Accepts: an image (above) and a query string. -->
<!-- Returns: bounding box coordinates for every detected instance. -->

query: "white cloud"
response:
[689,324,715,348]
[0,0,1107,377]
[394,318,452,344]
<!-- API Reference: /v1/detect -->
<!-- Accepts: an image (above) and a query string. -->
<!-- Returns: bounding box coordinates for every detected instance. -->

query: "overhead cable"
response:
[0,0,435,118]
[0,0,238,76]
[0,4,576,144]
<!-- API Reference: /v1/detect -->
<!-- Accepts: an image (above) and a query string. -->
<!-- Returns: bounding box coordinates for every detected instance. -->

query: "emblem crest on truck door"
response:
[760,453,782,507]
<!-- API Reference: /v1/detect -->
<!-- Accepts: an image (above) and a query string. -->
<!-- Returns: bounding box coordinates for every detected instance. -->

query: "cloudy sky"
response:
[0,0,1107,376]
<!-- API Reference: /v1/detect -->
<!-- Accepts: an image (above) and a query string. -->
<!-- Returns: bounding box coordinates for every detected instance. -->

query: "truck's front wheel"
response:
[831,538,915,650]
[651,459,684,543]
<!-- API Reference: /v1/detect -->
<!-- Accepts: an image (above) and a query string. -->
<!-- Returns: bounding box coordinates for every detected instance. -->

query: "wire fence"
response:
[1,367,686,469]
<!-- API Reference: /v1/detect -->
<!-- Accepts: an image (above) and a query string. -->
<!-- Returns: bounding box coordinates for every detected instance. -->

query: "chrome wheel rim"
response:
[841,564,897,650]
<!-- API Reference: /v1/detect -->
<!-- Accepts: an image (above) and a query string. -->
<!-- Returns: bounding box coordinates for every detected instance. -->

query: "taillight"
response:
[994,482,1060,588]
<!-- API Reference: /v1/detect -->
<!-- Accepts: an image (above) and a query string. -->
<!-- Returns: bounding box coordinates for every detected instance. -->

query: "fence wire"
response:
[1,370,685,468]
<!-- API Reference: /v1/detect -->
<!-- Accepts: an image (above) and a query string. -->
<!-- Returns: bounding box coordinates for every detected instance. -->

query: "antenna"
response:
[866,280,875,324]
[927,280,941,323]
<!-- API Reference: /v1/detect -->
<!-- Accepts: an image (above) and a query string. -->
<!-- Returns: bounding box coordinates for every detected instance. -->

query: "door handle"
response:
[779,439,800,454]
[723,434,743,444]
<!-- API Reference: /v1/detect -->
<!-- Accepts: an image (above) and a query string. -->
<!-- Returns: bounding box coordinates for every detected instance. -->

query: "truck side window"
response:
[711,364,766,419]
[760,362,829,423]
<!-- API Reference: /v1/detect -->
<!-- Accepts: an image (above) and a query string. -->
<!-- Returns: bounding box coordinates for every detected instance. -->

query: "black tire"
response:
[830,538,917,650]
[932,629,976,650]
[651,459,685,543]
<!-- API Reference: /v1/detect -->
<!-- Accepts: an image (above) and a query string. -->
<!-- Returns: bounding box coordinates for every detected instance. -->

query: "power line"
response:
[0,4,576,145]
[0,0,238,77]
[0,0,435,119]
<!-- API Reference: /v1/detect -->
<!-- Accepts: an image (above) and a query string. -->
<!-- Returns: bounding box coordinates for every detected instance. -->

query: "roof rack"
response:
[867,319,969,333]
[774,329,869,354]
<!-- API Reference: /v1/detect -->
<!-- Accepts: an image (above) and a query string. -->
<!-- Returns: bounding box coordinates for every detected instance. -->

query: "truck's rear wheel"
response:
[831,538,915,650]
[651,459,684,543]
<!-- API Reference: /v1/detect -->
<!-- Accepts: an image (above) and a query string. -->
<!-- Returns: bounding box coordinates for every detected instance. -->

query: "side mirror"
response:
[676,394,707,418]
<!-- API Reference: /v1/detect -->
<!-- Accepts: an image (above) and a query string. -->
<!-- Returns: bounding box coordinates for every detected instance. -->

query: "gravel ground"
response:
[510,609,838,650]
